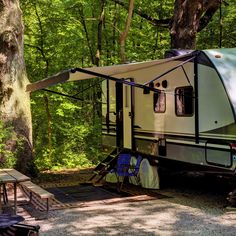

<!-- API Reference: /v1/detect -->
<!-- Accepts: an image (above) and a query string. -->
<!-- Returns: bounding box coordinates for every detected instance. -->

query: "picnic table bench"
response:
[20,181,54,212]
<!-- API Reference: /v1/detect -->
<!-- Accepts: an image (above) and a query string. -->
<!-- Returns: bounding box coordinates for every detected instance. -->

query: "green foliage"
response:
[0,121,17,168]
[197,0,236,49]
[30,85,102,171]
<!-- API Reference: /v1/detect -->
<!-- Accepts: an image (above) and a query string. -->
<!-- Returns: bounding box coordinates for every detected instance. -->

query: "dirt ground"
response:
[33,168,95,186]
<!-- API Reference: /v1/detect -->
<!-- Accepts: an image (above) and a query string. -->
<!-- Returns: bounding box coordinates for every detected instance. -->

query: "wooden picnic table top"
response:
[0,169,30,183]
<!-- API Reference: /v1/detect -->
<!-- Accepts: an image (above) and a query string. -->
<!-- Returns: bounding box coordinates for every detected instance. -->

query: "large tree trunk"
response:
[0,0,35,175]
[170,0,221,49]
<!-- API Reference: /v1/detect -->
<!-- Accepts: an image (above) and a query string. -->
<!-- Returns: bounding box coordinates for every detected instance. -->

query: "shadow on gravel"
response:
[157,170,235,210]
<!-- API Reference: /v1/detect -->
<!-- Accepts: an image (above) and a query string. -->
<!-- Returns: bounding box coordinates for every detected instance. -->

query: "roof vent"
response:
[215,54,222,58]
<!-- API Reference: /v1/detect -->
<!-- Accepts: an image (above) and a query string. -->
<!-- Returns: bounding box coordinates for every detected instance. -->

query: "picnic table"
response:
[0,169,30,214]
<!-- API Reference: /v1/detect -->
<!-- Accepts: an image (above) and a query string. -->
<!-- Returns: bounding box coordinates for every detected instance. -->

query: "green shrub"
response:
[0,121,17,168]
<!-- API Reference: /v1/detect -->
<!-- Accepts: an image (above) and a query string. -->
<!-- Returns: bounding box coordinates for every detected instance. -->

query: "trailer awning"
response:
[26,52,196,93]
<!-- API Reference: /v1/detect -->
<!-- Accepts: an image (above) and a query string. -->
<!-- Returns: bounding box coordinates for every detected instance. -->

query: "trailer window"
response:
[175,86,194,116]
[154,91,166,113]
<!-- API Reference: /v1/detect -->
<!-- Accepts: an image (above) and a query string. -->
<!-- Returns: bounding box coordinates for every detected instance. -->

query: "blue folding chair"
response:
[111,153,142,191]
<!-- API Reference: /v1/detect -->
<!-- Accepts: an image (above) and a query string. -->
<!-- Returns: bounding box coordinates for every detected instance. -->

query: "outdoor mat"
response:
[19,182,171,215]
[46,185,124,204]
[43,183,171,210]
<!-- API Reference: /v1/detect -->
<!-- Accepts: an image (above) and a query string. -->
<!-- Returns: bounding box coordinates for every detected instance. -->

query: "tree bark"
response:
[0,0,35,175]
[170,0,221,49]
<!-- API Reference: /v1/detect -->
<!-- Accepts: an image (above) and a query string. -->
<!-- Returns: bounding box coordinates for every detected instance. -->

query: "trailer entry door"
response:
[116,80,133,149]
[123,80,133,149]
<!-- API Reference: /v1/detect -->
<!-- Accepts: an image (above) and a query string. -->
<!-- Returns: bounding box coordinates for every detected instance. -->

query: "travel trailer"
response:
[27,48,236,177]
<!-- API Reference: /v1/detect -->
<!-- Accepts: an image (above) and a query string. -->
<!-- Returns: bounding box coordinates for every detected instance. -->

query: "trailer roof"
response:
[203,48,236,113]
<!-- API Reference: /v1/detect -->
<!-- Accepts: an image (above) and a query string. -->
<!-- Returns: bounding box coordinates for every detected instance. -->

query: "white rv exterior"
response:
[27,48,236,176]
[101,49,236,175]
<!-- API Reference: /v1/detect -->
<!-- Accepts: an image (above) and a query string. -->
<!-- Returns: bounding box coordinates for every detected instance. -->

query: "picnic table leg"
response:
[3,184,8,204]
[14,183,17,214]
[47,198,49,212]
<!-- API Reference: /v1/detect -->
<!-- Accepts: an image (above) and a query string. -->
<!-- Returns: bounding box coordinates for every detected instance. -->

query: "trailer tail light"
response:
[230,143,236,149]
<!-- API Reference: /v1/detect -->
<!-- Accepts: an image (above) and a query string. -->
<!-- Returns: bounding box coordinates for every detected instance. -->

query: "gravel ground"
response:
[27,195,236,236]
[22,172,236,236]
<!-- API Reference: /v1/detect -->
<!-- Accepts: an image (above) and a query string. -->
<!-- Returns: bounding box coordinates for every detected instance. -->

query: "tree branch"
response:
[110,0,170,27]
[198,0,222,32]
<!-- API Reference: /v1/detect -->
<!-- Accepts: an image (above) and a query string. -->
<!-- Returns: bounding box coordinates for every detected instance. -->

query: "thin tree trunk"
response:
[95,0,105,66]
[119,0,135,63]
[33,2,52,157]
[0,0,35,175]
[43,95,52,155]
[34,3,49,77]
[79,7,95,65]
[112,2,118,54]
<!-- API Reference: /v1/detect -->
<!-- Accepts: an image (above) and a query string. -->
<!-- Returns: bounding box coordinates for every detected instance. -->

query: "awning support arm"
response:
[143,55,196,86]
[72,79,104,97]
[71,68,162,94]
[42,89,84,101]
[181,65,191,86]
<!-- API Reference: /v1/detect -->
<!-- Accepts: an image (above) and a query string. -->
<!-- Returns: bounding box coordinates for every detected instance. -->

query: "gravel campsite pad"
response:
[16,169,236,236]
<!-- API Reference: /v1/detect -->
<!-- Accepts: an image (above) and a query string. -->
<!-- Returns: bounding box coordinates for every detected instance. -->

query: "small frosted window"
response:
[153,91,166,113]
